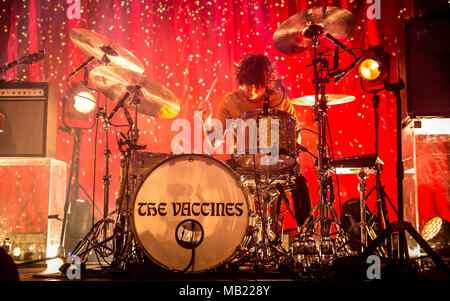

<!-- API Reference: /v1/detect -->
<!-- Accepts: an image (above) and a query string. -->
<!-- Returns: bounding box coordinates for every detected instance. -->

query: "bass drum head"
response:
[133,154,251,273]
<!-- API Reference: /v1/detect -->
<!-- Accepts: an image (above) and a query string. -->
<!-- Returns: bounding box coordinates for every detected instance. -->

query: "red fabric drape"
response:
[1,0,447,234]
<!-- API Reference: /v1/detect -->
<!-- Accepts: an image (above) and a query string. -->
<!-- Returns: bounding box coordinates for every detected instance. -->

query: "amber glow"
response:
[358,59,381,80]
[421,216,443,241]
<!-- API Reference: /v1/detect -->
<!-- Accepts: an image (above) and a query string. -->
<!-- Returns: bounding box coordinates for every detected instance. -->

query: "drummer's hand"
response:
[198,100,213,126]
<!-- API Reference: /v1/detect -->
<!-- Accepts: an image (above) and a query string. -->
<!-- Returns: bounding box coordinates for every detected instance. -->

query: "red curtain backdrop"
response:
[1,0,447,232]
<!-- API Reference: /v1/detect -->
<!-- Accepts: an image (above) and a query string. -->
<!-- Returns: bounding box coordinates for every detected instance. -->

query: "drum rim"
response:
[131,153,254,273]
[239,108,297,122]
[231,153,298,176]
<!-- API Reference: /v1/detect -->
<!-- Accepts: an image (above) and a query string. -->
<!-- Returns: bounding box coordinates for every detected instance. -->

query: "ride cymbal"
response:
[90,65,180,119]
[273,6,356,56]
[70,28,145,74]
[292,94,355,106]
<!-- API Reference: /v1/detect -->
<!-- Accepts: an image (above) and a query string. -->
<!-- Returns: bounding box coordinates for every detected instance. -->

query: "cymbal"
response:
[70,28,145,74]
[90,65,180,119]
[273,6,356,56]
[292,94,355,106]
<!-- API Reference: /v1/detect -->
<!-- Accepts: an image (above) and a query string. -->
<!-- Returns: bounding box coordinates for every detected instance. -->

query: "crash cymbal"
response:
[90,65,180,119]
[70,28,145,74]
[292,94,355,106]
[273,6,356,56]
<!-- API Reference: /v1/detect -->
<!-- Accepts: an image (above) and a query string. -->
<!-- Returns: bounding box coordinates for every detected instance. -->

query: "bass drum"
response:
[132,154,254,273]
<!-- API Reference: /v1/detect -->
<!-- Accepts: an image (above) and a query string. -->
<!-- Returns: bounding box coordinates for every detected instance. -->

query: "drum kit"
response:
[64,7,388,277]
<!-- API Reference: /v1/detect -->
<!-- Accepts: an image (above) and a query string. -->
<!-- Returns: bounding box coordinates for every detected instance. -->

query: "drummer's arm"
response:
[279,93,301,144]
[202,98,229,148]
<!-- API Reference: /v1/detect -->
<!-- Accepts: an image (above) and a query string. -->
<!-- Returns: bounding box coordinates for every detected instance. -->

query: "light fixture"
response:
[358,45,391,92]
[420,216,450,256]
[63,82,96,122]
[73,91,96,115]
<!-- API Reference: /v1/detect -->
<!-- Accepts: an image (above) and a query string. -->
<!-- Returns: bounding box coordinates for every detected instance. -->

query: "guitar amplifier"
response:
[0,82,56,157]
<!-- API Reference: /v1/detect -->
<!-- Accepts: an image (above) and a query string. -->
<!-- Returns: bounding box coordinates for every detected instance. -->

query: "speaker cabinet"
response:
[0,82,56,157]
[404,17,450,118]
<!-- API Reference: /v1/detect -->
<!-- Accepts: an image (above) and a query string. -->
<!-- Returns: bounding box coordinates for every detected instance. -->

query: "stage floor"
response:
[17,262,450,282]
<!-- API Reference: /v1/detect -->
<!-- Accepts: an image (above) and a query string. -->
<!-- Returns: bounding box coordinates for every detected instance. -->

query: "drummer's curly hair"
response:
[236,54,277,88]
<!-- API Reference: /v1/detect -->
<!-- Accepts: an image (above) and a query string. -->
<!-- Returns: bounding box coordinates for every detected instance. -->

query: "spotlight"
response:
[64,82,96,121]
[358,45,391,92]
[420,216,450,256]
[73,91,96,115]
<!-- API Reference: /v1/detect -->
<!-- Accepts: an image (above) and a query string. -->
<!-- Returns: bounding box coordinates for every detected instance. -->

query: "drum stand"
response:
[238,155,292,272]
[300,32,350,256]
[62,91,146,273]
[111,88,148,270]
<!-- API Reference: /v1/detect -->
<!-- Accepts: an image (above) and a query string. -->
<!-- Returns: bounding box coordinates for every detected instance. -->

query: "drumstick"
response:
[204,76,218,103]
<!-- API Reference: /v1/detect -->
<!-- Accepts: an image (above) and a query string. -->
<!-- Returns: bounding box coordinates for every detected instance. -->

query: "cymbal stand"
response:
[311,34,344,239]
[111,88,148,270]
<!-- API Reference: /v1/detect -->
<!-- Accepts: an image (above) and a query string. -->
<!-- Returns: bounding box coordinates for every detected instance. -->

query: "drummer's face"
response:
[242,84,265,100]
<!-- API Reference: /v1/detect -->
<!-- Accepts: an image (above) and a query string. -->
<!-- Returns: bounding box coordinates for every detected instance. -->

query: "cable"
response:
[181,248,196,273]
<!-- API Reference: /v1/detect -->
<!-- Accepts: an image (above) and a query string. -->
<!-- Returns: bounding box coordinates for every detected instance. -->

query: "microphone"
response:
[83,67,89,87]
[108,92,130,120]
[68,56,95,78]
[332,46,339,71]
[275,183,290,207]
[333,54,364,83]
[325,33,355,57]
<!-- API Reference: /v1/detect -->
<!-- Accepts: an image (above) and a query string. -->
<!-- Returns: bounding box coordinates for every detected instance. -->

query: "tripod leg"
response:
[405,223,450,277]
[363,221,450,277]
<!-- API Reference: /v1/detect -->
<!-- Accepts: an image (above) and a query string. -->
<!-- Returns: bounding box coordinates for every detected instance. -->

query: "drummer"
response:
[216,54,298,131]
[201,53,312,230]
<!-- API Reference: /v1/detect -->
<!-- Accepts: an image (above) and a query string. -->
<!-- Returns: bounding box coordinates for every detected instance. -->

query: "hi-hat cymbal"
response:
[273,6,356,56]
[90,65,180,119]
[292,94,355,106]
[70,28,145,74]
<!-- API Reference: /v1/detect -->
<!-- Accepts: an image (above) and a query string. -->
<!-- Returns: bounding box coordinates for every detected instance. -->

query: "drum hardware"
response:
[273,7,361,265]
[62,28,183,273]
[239,155,292,272]
[330,154,390,256]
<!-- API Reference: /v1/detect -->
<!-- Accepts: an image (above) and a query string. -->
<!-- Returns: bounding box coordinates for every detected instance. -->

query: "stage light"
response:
[64,82,97,121]
[12,247,20,258]
[358,59,381,81]
[358,45,391,92]
[73,91,96,114]
[420,216,450,256]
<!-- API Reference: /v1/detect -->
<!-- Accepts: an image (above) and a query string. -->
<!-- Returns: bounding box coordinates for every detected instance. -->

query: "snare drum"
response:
[232,109,297,174]
[132,154,255,273]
